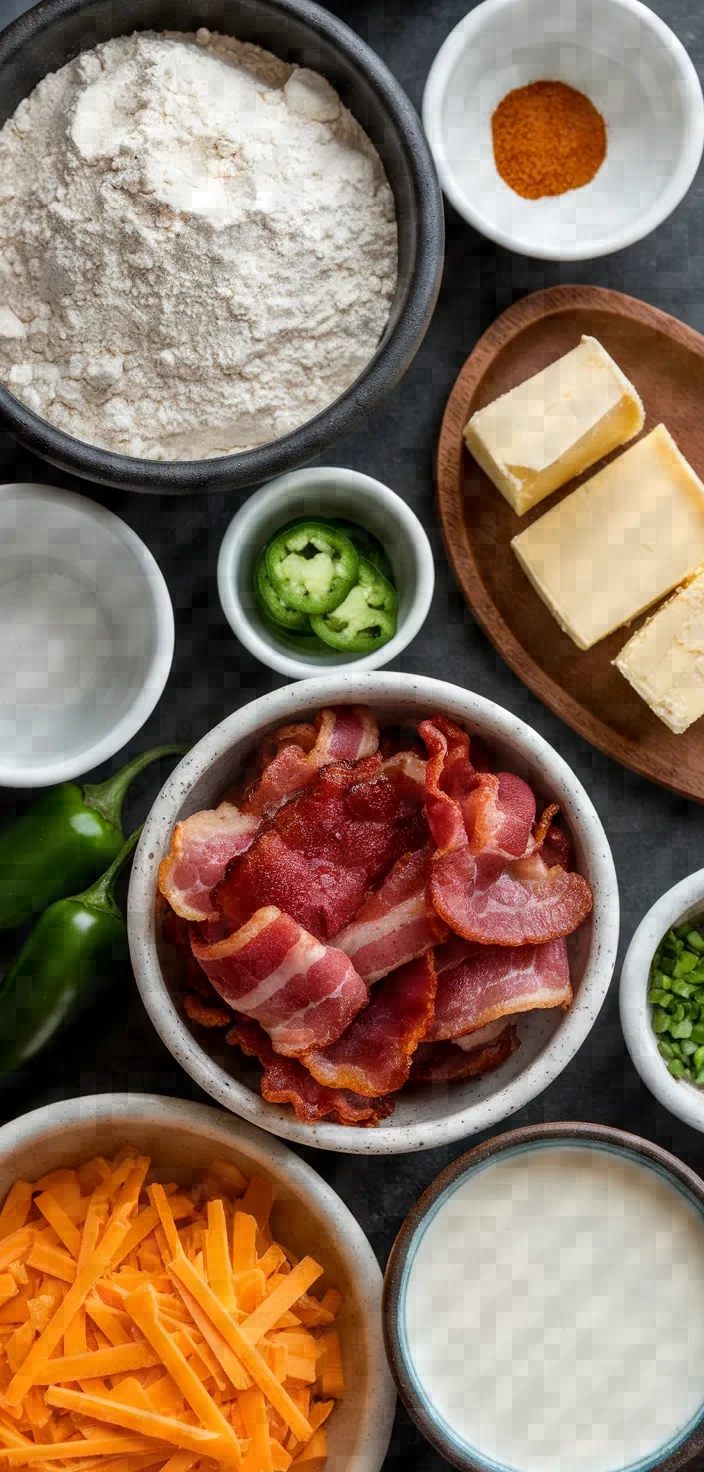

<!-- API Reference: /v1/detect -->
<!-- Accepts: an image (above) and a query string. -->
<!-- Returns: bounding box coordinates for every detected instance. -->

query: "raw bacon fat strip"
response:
[216,755,428,942]
[411,1022,519,1082]
[427,935,572,1041]
[243,705,380,818]
[192,906,368,1056]
[228,1019,394,1126]
[158,803,260,923]
[420,717,592,945]
[303,953,436,1097]
[333,847,448,984]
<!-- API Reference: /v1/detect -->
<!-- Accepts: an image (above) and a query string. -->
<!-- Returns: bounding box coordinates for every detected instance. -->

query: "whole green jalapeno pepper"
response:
[0,745,185,932]
[0,827,141,1074]
[265,520,359,615]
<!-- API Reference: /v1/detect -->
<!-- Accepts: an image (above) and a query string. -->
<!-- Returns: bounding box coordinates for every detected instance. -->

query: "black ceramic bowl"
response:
[0,0,444,495]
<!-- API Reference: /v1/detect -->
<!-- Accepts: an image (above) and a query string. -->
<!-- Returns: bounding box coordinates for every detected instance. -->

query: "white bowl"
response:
[0,484,174,787]
[128,672,620,1154]
[621,870,704,1132]
[422,0,704,261]
[216,468,434,679]
[0,1092,396,1472]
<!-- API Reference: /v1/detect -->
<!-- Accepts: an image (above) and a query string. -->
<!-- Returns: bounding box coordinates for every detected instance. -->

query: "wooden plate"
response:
[436,285,704,803]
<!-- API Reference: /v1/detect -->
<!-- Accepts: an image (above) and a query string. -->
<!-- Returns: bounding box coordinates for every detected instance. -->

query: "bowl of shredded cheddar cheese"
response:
[0,1093,395,1472]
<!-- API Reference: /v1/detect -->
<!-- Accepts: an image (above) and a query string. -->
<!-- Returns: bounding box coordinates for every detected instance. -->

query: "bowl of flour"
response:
[0,0,444,494]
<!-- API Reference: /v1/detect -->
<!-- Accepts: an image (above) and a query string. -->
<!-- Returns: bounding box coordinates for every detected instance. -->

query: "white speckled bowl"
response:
[128,673,620,1154]
[0,1093,396,1471]
[621,870,704,1133]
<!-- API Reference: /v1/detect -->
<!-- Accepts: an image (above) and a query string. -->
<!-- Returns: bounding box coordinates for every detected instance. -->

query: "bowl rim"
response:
[0,0,444,494]
[216,466,435,678]
[620,869,704,1132]
[0,1090,397,1472]
[381,1119,704,1472]
[421,0,704,263]
[128,672,620,1155]
[0,483,174,788]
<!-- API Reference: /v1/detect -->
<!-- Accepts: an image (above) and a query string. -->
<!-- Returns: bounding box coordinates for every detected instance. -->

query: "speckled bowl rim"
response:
[0,1091,396,1472]
[382,1120,704,1472]
[620,870,704,1134]
[128,672,620,1154]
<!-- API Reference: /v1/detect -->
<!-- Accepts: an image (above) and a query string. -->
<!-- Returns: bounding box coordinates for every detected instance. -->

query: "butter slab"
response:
[511,424,704,651]
[464,335,644,516]
[614,567,704,735]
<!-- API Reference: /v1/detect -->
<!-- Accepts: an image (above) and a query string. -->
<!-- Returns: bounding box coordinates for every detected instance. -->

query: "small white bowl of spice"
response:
[217,467,434,679]
[621,870,704,1131]
[422,0,704,261]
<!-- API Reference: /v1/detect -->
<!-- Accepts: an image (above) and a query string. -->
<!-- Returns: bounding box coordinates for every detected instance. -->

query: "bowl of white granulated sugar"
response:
[0,0,444,495]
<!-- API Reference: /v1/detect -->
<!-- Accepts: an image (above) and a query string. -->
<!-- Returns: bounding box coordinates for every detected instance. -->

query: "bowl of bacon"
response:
[128,674,619,1153]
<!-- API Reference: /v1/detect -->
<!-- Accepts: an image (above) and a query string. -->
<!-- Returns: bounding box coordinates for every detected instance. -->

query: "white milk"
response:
[403,1145,704,1472]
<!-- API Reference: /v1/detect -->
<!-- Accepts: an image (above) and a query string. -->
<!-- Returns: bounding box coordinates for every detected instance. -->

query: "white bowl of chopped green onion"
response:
[621,871,704,1131]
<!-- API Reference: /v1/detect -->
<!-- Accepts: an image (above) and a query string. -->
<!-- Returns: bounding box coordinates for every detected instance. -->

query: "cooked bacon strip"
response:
[242,706,379,819]
[420,718,591,944]
[533,802,559,848]
[183,995,232,1028]
[333,847,447,983]
[158,805,260,923]
[302,953,436,1097]
[427,935,572,1040]
[540,822,573,871]
[411,1022,519,1082]
[227,1020,394,1126]
[379,750,426,802]
[216,756,427,942]
[437,849,592,946]
[465,771,537,878]
[192,907,368,1056]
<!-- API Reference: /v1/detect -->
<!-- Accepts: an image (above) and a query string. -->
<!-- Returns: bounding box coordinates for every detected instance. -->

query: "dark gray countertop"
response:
[1,0,704,1465]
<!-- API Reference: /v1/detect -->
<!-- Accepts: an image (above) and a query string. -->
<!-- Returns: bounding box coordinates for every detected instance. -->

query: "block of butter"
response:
[614,568,704,734]
[511,424,704,651]
[464,335,644,515]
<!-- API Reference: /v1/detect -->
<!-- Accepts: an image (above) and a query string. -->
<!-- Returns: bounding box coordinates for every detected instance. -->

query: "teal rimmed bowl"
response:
[383,1122,704,1472]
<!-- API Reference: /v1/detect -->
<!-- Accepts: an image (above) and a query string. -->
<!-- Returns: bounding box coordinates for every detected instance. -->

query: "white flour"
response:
[0,30,397,459]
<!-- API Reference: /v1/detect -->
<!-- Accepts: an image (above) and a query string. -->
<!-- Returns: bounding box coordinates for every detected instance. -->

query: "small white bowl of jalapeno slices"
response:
[217,467,435,678]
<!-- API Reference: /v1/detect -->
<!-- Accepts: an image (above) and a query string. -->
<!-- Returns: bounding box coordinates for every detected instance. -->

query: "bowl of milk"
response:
[383,1121,704,1472]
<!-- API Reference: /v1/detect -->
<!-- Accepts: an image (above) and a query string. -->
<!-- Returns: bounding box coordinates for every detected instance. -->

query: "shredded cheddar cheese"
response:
[0,1151,343,1472]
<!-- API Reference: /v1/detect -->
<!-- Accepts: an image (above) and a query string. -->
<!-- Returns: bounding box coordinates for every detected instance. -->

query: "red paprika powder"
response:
[491,80,607,200]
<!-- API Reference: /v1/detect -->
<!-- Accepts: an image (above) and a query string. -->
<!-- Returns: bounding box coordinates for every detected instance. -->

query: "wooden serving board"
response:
[436,285,704,803]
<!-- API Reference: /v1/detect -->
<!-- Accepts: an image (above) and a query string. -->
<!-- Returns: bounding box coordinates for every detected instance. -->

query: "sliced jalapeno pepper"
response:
[255,554,310,632]
[328,518,395,586]
[310,557,397,653]
[265,520,359,615]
